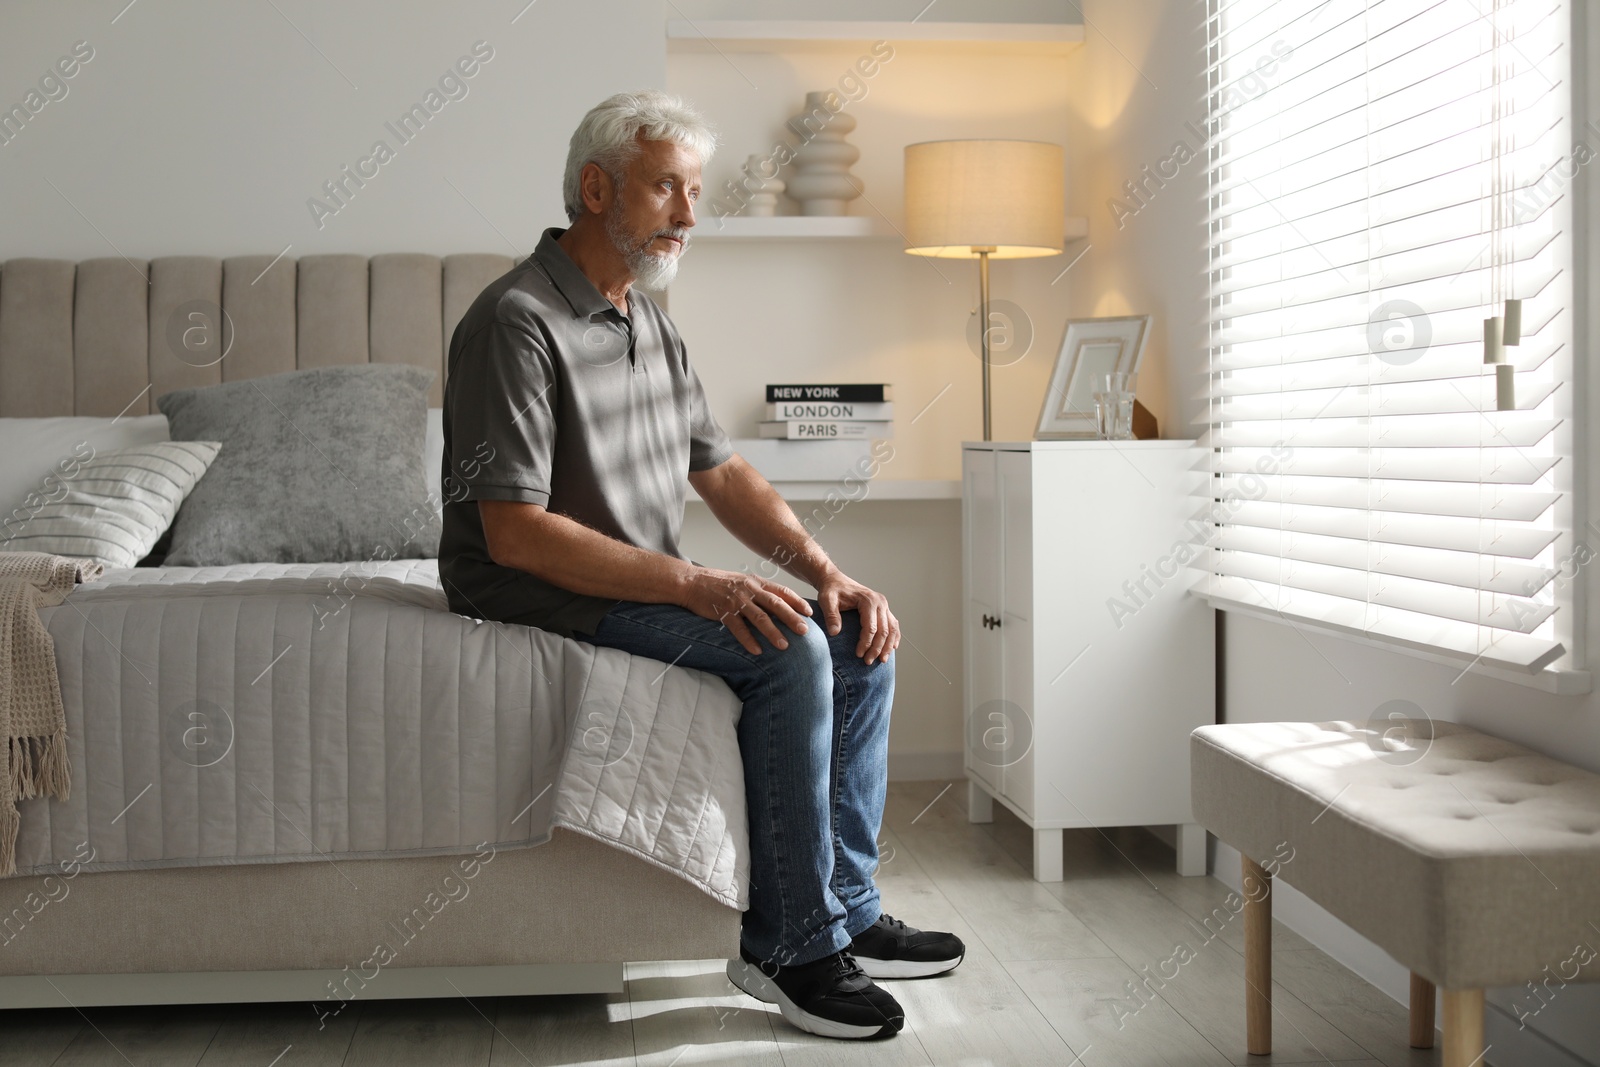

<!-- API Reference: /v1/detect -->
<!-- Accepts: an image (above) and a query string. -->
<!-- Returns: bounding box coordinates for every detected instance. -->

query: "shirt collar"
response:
[532,226,623,321]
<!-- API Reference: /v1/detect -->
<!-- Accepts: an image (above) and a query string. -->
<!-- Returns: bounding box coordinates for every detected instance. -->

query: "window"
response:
[1197,0,1577,677]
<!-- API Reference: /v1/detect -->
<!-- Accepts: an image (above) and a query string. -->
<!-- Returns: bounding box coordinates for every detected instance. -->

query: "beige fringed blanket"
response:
[0,552,103,876]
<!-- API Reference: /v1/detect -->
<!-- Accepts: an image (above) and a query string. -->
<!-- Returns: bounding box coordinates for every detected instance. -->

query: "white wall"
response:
[1059,0,1210,439]
[0,0,666,257]
[1063,1,1600,1063]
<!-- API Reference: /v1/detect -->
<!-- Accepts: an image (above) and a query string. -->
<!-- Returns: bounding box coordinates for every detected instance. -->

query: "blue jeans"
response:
[589,599,892,966]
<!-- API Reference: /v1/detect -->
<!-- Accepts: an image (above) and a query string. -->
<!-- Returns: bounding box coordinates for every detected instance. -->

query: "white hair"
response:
[563,90,718,222]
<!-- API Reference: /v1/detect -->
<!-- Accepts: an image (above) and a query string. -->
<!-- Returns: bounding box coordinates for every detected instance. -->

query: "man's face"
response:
[602,135,701,290]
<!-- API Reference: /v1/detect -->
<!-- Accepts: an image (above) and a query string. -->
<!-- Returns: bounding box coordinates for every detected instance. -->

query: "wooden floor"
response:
[2,780,1441,1066]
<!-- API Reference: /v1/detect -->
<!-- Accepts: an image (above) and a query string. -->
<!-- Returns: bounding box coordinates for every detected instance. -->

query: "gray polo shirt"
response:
[437,226,733,637]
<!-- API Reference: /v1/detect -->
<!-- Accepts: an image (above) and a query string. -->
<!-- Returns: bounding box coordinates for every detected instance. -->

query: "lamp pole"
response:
[976,246,995,441]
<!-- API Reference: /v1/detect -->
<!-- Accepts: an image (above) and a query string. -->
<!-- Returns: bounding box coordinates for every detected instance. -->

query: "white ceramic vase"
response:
[784,90,862,216]
[741,153,785,217]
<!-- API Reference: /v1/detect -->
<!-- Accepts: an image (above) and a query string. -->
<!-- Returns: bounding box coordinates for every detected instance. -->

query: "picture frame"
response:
[1034,314,1152,440]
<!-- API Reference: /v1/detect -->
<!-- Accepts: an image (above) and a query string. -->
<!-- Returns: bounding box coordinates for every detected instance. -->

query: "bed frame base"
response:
[0,962,624,1010]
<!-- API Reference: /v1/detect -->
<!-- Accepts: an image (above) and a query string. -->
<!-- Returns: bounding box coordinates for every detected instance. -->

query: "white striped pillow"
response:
[0,441,221,568]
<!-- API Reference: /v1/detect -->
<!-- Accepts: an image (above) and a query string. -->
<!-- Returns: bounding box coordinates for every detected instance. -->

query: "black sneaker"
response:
[726,945,904,1040]
[847,913,966,979]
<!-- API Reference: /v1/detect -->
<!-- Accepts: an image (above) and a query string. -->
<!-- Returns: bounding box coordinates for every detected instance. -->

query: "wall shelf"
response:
[692,215,1088,243]
[695,216,894,240]
[666,20,1085,56]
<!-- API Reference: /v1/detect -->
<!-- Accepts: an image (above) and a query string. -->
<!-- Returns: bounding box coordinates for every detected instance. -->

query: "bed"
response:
[0,253,746,1008]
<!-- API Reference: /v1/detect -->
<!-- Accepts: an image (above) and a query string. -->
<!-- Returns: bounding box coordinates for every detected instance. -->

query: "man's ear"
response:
[580,161,616,216]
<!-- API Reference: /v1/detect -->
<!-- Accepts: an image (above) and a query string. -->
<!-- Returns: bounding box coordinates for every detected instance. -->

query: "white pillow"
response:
[425,406,443,504]
[0,441,221,568]
[0,415,170,524]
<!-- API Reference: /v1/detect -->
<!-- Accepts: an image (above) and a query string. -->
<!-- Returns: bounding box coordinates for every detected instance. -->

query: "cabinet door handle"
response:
[992,616,1003,629]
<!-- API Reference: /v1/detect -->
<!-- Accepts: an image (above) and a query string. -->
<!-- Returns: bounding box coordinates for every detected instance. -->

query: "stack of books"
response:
[758,384,894,440]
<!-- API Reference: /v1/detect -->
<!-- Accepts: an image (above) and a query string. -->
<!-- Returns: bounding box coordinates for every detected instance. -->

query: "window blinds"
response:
[1196,0,1574,673]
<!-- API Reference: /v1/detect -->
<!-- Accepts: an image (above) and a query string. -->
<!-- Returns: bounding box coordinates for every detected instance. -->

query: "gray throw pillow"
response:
[157,364,439,565]
[0,441,221,568]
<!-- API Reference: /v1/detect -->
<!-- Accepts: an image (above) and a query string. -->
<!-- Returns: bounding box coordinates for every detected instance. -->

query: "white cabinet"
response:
[961,441,1214,881]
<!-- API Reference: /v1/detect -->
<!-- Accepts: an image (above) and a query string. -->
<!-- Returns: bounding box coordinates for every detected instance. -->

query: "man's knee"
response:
[826,608,894,682]
[839,644,894,695]
[761,617,832,686]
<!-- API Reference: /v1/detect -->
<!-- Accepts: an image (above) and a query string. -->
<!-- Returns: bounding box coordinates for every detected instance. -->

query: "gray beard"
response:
[604,199,683,291]
[628,247,680,291]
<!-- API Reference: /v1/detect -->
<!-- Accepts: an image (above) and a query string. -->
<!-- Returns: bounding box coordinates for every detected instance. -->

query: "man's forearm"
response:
[483,494,818,651]
[486,503,692,603]
[694,458,840,589]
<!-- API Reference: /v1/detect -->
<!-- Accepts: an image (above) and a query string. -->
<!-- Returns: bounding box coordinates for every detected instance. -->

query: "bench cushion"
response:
[1191,720,1600,989]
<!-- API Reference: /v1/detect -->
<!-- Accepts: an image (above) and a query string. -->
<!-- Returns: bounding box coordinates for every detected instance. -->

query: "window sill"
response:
[1202,594,1592,696]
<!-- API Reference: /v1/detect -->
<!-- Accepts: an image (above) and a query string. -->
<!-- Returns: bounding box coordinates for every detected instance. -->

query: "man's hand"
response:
[681,566,813,656]
[688,455,895,663]
[816,571,899,665]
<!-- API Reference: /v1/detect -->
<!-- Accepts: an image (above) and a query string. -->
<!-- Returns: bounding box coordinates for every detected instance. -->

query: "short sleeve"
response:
[443,320,557,507]
[682,345,734,472]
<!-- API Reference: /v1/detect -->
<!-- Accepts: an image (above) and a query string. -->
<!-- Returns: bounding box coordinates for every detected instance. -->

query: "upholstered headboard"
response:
[0,253,518,417]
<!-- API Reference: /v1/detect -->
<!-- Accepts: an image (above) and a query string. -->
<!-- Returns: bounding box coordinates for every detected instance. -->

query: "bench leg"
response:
[1442,988,1484,1067]
[1242,855,1272,1056]
[967,780,993,823]
[1409,972,1436,1049]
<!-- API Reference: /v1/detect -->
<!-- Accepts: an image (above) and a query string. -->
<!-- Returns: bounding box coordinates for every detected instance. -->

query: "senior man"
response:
[436,91,962,1040]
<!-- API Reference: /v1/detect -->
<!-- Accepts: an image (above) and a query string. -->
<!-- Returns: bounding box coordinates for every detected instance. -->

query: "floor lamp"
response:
[903,140,1065,441]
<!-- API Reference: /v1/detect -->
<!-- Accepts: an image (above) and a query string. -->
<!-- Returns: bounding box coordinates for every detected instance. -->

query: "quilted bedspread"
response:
[9,559,750,908]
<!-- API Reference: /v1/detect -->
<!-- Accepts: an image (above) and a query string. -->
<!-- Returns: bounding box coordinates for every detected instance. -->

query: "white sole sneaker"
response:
[726,957,779,1003]
[854,953,965,979]
[726,957,896,1040]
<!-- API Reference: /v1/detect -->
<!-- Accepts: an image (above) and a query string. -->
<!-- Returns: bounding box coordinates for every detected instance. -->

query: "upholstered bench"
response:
[1191,718,1600,1067]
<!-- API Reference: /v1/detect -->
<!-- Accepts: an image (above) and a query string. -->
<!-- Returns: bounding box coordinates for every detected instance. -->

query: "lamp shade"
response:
[903,139,1064,259]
